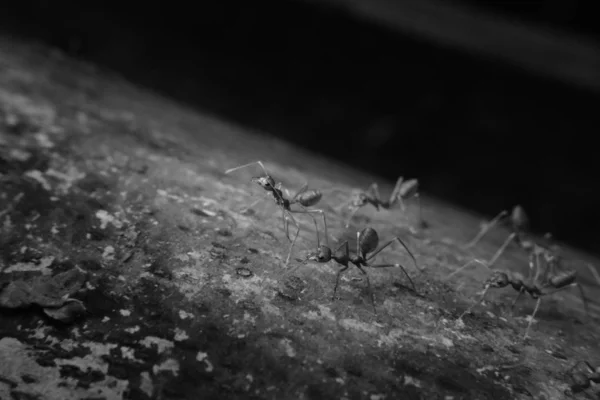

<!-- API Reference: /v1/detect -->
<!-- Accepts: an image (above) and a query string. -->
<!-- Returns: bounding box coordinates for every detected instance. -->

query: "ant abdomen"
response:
[398,179,419,198]
[295,190,322,207]
[511,205,529,232]
[359,227,379,257]
[549,270,576,287]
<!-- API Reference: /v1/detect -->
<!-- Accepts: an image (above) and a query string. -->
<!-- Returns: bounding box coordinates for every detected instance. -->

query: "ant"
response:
[308,227,420,314]
[447,247,596,339]
[340,176,423,229]
[462,205,551,269]
[225,161,329,265]
[566,360,600,396]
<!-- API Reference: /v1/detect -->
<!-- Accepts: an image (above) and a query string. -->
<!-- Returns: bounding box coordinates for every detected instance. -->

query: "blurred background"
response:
[1,0,599,253]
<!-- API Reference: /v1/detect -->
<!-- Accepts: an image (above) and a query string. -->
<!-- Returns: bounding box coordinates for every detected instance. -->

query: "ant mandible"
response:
[308,227,420,314]
[340,176,423,229]
[225,161,329,265]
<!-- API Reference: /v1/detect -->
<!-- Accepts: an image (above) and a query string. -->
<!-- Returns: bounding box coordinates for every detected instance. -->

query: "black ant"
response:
[308,227,420,314]
[447,247,597,338]
[225,161,328,265]
[340,176,423,229]
[566,360,600,396]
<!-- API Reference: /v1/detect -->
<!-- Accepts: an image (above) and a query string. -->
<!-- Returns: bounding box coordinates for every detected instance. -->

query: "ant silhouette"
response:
[339,176,423,229]
[447,247,596,339]
[225,161,329,265]
[566,360,600,395]
[307,227,420,314]
[463,205,549,269]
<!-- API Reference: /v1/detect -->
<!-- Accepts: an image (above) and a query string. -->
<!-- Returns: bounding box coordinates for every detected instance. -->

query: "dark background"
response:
[1,1,599,253]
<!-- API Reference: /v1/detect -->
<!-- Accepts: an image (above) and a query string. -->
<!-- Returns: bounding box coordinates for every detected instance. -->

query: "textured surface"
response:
[1,36,600,400]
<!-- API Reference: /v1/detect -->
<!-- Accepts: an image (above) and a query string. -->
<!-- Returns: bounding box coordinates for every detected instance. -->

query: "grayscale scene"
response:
[1,1,599,399]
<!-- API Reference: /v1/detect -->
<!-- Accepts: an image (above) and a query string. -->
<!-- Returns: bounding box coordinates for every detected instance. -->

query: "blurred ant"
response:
[340,176,423,229]
[225,161,328,265]
[463,205,558,270]
[565,360,600,396]
[308,227,420,314]
[447,247,596,339]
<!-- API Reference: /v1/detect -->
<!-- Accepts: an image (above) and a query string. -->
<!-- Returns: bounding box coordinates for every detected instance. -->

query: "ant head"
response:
[307,245,332,263]
[485,271,509,288]
[252,175,276,189]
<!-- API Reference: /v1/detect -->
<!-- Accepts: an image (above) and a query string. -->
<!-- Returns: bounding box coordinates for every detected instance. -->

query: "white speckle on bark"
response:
[174,328,189,342]
[96,210,123,229]
[196,351,215,372]
[121,346,140,362]
[152,359,179,376]
[404,375,423,388]
[139,372,154,397]
[103,246,115,261]
[4,256,54,275]
[178,310,194,320]
[125,326,140,334]
[140,336,174,354]
[24,170,51,191]
[33,132,54,148]
[280,339,296,358]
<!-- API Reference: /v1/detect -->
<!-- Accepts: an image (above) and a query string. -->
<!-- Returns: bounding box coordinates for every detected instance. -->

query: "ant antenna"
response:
[225,160,271,176]
[463,210,509,249]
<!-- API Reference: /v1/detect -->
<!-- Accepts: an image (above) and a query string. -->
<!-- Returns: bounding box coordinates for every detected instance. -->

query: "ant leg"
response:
[574,283,590,318]
[585,263,600,287]
[281,207,292,242]
[463,210,509,249]
[284,211,301,266]
[397,197,406,213]
[510,288,524,313]
[337,240,350,257]
[356,265,377,315]
[290,206,323,248]
[523,297,542,339]
[225,160,271,176]
[459,284,491,320]
[543,281,590,319]
[356,230,361,257]
[487,232,517,268]
[293,206,329,247]
[344,206,361,229]
[411,192,425,228]
[332,265,350,300]
[387,177,405,209]
[366,237,419,272]
[447,258,493,279]
[367,263,416,292]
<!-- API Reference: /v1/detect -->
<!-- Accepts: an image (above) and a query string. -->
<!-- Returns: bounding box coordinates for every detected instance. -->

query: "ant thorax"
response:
[269,188,289,208]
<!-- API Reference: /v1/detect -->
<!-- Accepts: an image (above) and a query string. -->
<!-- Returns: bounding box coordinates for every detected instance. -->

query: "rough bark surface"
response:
[1,36,600,400]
